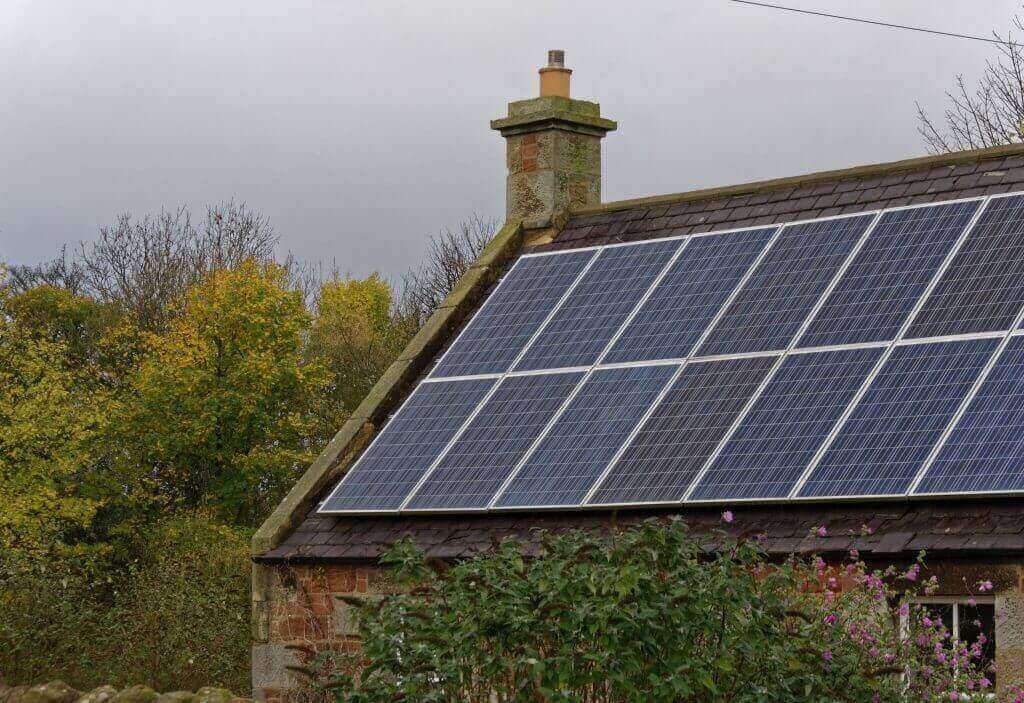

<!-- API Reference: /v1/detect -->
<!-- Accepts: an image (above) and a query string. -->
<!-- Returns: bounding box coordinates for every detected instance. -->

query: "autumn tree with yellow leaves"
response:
[0,209,492,689]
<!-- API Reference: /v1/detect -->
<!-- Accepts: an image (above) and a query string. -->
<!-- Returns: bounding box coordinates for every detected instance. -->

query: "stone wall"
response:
[251,564,391,703]
[0,682,249,703]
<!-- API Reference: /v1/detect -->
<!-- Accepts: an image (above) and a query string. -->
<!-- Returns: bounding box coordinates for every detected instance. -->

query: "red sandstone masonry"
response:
[254,564,389,703]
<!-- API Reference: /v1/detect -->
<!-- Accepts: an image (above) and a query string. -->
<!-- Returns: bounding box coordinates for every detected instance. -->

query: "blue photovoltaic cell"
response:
[697,215,873,357]
[799,201,981,348]
[690,347,884,500]
[514,240,681,371]
[495,365,678,508]
[907,195,1024,339]
[588,356,778,505]
[320,378,496,511]
[798,338,998,498]
[405,371,583,510]
[603,228,777,363]
[917,335,1024,494]
[431,251,594,378]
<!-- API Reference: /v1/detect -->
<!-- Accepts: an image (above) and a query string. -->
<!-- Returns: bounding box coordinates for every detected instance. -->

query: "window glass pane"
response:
[924,603,955,635]
[959,603,997,683]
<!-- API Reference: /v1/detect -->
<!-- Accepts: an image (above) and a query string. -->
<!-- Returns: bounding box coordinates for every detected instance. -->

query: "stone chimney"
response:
[491,51,617,222]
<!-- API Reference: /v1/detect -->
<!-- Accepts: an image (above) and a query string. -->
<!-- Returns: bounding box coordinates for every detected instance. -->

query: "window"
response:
[912,597,996,686]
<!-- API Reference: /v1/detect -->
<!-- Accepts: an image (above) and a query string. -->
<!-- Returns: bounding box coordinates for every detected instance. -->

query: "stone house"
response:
[252,51,1024,699]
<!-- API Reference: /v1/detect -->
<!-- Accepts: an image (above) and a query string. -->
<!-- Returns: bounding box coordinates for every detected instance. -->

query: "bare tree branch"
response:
[8,201,286,331]
[397,214,497,326]
[918,20,1024,153]
[5,246,86,295]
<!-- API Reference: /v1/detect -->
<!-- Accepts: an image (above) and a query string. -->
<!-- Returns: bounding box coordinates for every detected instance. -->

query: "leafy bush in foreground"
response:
[329,519,998,703]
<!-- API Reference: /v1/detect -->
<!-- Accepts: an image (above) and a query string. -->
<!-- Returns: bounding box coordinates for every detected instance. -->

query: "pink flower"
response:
[815,525,828,537]
[978,580,994,592]
[980,677,991,688]
[824,613,836,625]
[721,510,734,523]
[967,597,976,606]
[948,693,958,702]
[822,649,833,661]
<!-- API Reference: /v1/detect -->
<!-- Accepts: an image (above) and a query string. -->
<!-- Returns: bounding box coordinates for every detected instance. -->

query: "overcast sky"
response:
[2,0,1022,280]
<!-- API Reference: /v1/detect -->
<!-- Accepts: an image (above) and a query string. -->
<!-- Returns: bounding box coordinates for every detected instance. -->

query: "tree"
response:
[0,281,107,573]
[5,246,87,296]
[113,260,328,525]
[398,215,496,326]
[8,201,284,332]
[917,15,1024,153]
[0,209,500,690]
[307,274,411,415]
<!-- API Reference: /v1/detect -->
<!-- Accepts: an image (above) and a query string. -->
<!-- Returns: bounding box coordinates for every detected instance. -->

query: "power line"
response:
[730,0,1024,49]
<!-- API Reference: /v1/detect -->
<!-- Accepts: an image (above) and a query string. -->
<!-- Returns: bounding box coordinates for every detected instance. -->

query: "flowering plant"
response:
[326,517,1007,702]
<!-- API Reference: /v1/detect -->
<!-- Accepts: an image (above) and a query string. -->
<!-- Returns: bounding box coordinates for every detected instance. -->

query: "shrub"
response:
[329,519,996,703]
[0,512,251,692]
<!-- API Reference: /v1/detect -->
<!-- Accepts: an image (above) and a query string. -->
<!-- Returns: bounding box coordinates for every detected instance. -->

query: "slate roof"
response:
[261,145,1024,563]
[540,152,1024,252]
[255,498,1024,562]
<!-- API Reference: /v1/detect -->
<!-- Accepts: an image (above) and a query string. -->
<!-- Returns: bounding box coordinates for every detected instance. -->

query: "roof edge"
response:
[573,143,1024,215]
[251,220,526,557]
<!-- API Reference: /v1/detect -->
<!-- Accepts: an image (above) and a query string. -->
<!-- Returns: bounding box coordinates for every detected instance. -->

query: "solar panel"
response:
[690,347,884,500]
[798,201,981,348]
[696,214,874,357]
[319,190,1024,515]
[494,365,678,508]
[404,371,583,510]
[320,378,496,511]
[513,240,681,371]
[916,335,1024,494]
[603,228,777,364]
[907,195,1024,339]
[588,356,778,505]
[797,338,999,498]
[431,250,595,378]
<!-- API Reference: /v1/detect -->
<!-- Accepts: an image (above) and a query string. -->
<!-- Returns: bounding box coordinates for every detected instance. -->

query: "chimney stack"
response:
[491,51,617,222]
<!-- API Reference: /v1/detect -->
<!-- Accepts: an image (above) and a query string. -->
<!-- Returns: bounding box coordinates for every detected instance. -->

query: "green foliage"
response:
[112,260,330,525]
[0,284,109,572]
[96,512,253,691]
[330,521,994,703]
[0,249,414,688]
[308,273,413,415]
[0,512,251,692]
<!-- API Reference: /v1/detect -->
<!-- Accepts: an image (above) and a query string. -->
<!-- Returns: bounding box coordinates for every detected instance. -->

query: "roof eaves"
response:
[572,143,1024,216]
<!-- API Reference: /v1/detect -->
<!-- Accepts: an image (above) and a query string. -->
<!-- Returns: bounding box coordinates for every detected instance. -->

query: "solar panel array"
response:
[320,193,1024,514]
